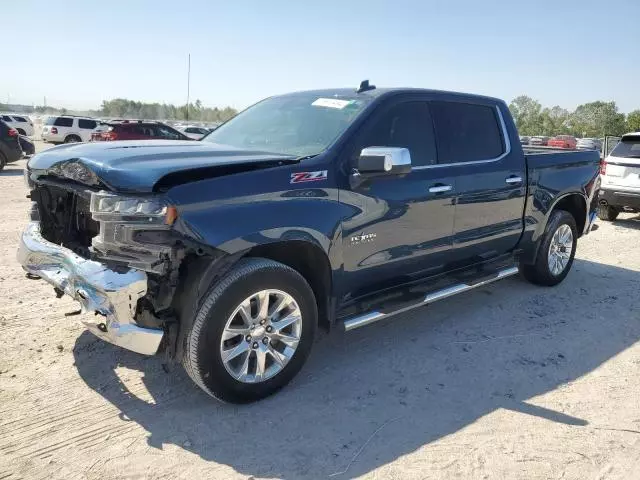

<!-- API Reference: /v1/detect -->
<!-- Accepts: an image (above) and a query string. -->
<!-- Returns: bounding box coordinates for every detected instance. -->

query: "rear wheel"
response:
[183,258,317,403]
[520,210,577,286]
[0,153,6,171]
[64,135,81,143]
[597,205,619,221]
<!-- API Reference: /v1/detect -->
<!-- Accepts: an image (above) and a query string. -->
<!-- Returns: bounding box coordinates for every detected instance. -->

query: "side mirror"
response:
[357,147,412,175]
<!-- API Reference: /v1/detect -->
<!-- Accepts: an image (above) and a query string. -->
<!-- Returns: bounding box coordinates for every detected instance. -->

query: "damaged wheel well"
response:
[168,240,333,363]
[246,241,334,331]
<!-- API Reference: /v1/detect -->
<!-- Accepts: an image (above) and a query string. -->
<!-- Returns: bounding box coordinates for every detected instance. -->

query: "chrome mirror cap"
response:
[358,147,412,174]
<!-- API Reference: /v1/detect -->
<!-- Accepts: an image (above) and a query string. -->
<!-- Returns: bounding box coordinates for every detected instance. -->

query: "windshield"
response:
[610,137,640,158]
[202,94,371,156]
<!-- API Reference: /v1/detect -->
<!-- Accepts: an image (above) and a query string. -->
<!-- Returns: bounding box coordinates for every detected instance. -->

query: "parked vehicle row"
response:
[90,120,191,142]
[520,135,603,152]
[1,114,35,136]
[19,83,600,403]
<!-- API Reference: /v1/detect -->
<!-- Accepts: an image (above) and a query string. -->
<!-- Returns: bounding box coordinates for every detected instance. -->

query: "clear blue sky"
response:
[4,0,639,112]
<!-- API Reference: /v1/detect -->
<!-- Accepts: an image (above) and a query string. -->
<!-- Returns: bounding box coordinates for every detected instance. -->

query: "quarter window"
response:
[78,119,97,129]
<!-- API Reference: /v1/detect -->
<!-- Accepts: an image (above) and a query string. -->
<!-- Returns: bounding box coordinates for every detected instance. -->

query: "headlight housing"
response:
[90,191,177,225]
[89,191,179,274]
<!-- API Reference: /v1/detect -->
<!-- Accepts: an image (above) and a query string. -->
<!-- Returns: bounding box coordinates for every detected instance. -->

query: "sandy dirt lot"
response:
[1,143,640,480]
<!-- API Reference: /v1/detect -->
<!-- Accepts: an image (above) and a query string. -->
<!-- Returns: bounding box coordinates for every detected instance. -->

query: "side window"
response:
[156,125,182,139]
[78,119,97,129]
[12,116,27,122]
[1,115,12,122]
[430,101,504,164]
[54,117,74,127]
[358,101,437,167]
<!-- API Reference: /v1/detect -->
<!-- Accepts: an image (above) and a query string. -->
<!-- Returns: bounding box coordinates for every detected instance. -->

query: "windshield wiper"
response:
[294,154,320,161]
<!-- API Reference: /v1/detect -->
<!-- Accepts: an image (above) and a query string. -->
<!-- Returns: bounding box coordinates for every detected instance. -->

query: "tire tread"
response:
[183,257,314,402]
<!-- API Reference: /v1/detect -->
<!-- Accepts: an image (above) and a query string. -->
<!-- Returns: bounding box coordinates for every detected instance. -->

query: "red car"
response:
[548,135,577,149]
[91,121,191,142]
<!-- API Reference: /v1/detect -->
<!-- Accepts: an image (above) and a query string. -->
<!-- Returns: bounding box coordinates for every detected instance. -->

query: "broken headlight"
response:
[89,191,179,274]
[90,191,176,225]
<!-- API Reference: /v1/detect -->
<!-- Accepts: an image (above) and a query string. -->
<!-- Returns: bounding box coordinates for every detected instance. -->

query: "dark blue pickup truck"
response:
[19,83,600,402]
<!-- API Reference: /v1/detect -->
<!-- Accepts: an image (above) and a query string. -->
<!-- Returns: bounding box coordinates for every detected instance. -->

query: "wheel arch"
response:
[551,193,587,237]
[245,240,334,332]
[521,191,587,266]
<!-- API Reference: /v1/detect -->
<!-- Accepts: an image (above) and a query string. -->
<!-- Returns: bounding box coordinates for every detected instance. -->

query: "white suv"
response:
[0,114,34,136]
[41,116,99,143]
[598,132,640,221]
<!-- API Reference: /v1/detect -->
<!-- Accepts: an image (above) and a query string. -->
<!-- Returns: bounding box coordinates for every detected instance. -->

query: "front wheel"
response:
[520,210,577,286]
[183,258,317,403]
[64,135,81,143]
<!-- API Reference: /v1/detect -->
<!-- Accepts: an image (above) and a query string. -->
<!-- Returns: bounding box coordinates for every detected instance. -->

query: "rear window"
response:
[430,101,504,164]
[52,117,73,127]
[12,116,27,122]
[78,119,97,129]
[610,137,640,158]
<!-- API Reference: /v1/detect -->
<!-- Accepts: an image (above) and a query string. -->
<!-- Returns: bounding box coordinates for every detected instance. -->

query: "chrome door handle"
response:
[505,176,523,184]
[428,185,452,193]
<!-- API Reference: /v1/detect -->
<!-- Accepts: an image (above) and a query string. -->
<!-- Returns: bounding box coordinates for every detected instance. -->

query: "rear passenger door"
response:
[430,100,526,263]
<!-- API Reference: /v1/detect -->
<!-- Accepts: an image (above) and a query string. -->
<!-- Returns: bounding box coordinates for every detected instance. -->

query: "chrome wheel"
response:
[220,289,302,383]
[548,224,573,275]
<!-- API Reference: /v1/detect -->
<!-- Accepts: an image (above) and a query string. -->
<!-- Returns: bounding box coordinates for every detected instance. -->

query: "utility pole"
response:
[186,54,191,122]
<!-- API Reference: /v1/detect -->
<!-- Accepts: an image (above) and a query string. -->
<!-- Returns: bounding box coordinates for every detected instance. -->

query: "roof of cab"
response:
[278,87,505,105]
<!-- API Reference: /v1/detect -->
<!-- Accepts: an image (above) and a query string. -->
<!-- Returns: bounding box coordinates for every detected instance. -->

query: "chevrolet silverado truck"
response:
[18,83,600,403]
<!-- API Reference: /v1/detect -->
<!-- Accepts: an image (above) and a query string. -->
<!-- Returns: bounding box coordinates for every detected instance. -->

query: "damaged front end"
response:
[18,162,186,355]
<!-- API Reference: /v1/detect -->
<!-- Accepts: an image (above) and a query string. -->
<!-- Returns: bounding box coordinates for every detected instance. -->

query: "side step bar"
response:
[342,266,520,332]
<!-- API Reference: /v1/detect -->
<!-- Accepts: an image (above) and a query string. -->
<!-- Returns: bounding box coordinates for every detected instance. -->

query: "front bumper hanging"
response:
[17,221,164,355]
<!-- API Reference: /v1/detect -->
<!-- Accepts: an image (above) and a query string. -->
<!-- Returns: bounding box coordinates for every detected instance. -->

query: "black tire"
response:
[183,258,317,403]
[597,204,619,221]
[16,128,26,135]
[64,135,81,143]
[520,209,578,287]
[0,153,5,171]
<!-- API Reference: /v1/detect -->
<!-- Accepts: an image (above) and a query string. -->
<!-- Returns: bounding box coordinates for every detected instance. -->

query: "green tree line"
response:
[97,98,237,123]
[2,99,238,123]
[509,95,640,137]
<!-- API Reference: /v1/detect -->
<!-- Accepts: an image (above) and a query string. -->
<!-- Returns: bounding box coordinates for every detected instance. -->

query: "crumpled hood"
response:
[27,140,297,192]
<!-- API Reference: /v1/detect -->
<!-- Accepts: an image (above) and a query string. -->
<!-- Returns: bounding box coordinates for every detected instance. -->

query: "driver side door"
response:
[341,97,457,299]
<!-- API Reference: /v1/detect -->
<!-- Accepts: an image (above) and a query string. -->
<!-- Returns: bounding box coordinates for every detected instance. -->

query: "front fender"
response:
[166,172,350,272]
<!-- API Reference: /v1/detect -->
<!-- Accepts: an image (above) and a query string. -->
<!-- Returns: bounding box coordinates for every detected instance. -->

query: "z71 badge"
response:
[290,170,328,184]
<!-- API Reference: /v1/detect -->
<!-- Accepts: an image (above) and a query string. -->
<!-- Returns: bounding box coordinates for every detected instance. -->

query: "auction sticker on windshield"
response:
[312,98,352,109]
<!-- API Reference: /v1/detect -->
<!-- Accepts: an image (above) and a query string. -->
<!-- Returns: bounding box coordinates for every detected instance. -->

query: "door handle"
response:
[505,176,523,184]
[428,184,452,193]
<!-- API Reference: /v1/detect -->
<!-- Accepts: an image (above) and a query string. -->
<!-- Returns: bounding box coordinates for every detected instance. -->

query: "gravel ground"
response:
[1,143,640,480]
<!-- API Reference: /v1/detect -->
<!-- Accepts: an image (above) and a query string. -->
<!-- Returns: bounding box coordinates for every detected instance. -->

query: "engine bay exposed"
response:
[30,183,99,259]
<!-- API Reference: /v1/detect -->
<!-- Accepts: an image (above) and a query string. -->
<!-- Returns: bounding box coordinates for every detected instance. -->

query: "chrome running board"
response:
[342,266,519,332]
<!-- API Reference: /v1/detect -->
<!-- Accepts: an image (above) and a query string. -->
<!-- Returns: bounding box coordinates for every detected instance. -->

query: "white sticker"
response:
[312,98,351,109]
